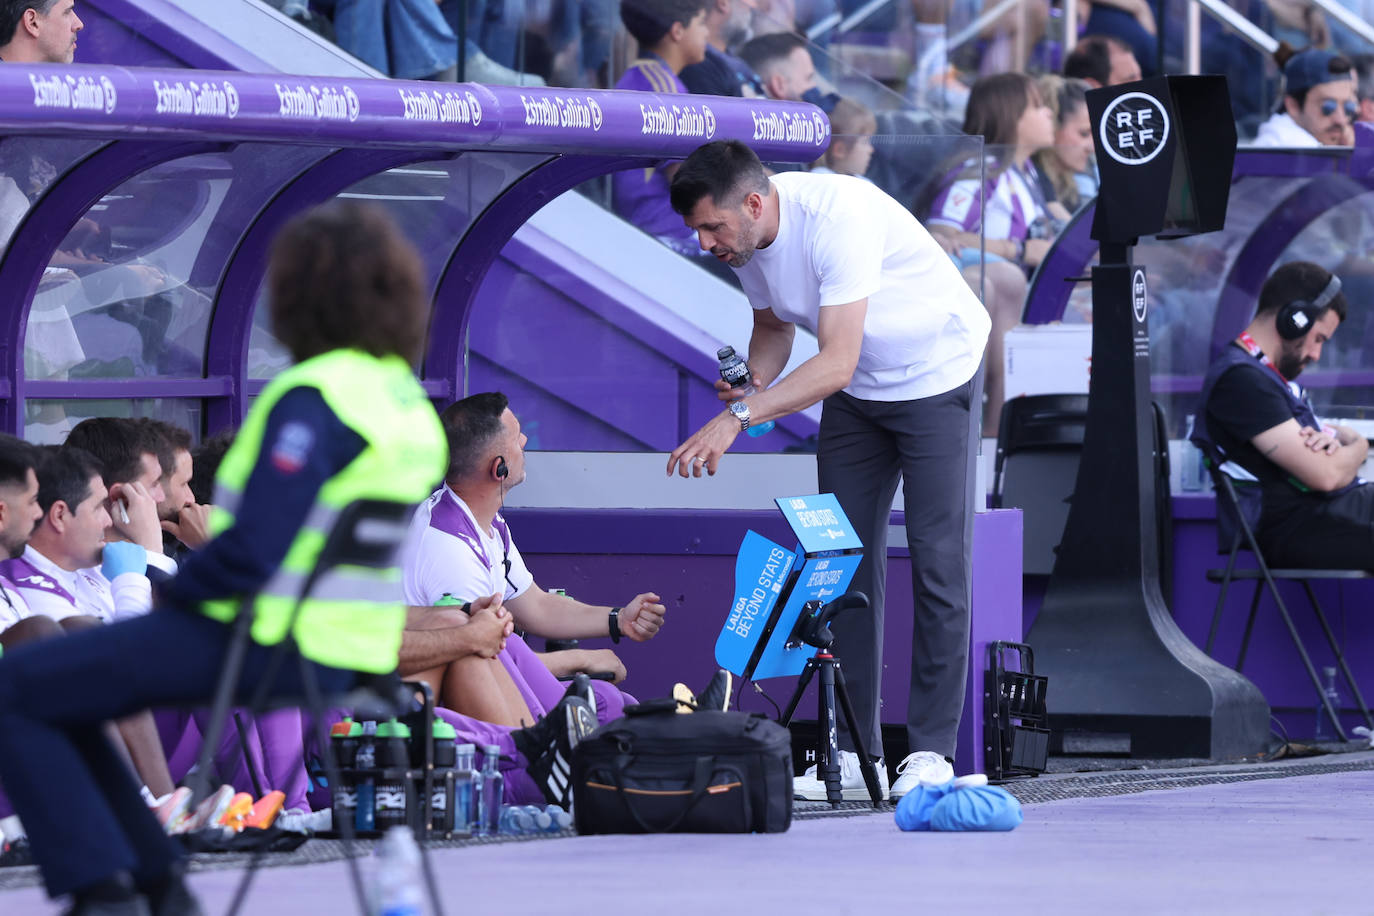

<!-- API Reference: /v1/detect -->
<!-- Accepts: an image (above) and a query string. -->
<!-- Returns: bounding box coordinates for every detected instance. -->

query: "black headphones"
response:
[495,456,508,479]
[1277,274,1342,340]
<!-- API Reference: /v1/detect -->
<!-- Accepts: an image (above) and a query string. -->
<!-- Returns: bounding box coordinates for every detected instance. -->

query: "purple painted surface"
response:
[507,508,1022,772]
[0,64,829,161]
[6,765,1372,914]
[467,233,818,451]
[78,0,264,71]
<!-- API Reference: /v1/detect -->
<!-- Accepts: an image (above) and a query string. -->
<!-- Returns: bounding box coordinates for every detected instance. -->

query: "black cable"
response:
[751,680,782,720]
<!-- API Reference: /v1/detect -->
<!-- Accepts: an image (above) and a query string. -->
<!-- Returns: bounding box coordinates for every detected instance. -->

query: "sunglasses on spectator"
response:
[1319,98,1358,119]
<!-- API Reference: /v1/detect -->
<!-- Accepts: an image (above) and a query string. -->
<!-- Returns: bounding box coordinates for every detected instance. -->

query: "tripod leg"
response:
[778,659,819,728]
[816,659,843,807]
[832,661,884,808]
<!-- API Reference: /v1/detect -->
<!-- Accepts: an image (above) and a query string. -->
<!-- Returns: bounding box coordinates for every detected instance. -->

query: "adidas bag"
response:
[571,704,792,834]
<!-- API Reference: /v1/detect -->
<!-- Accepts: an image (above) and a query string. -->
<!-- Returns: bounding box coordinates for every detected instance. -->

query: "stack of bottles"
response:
[330,715,496,838]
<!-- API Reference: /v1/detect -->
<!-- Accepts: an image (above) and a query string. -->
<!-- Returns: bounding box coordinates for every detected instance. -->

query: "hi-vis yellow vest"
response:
[200,349,446,673]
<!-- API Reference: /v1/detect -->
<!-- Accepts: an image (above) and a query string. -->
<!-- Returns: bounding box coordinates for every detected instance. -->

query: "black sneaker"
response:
[695,669,733,713]
[514,695,598,807]
[671,670,733,713]
[560,672,598,720]
[0,836,32,867]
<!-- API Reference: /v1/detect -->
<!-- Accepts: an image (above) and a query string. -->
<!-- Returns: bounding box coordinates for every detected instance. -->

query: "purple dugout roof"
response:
[0,63,830,437]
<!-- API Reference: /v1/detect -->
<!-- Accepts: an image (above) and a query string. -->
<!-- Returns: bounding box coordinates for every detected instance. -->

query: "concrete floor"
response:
[4,765,1373,915]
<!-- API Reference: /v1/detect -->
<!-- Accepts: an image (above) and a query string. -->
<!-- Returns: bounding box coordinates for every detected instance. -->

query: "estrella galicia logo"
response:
[99,75,117,114]
[1132,268,1148,323]
[1100,92,1170,166]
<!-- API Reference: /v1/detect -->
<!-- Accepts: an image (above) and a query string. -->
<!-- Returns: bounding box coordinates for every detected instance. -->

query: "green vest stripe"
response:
[199,350,446,674]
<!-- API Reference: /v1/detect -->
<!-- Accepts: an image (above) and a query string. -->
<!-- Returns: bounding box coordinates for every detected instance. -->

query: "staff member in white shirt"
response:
[667,140,990,801]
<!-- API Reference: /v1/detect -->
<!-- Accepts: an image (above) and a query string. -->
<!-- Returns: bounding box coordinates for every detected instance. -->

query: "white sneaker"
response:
[792,750,889,801]
[276,808,333,834]
[889,751,955,800]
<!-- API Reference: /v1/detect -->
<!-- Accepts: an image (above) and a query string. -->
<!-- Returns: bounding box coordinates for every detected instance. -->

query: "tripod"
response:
[778,592,885,808]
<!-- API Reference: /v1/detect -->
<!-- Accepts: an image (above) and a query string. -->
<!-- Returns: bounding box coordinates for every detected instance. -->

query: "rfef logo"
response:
[1132,268,1148,323]
[1100,92,1170,166]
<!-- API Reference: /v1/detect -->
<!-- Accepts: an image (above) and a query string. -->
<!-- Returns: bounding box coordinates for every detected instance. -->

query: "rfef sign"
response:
[1088,75,1235,244]
[1100,92,1170,166]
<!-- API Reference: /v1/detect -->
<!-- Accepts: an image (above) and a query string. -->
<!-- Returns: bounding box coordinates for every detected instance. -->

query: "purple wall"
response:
[507,508,1023,774]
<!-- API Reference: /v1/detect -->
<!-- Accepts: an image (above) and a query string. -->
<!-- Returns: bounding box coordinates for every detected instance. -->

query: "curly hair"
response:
[267,201,428,366]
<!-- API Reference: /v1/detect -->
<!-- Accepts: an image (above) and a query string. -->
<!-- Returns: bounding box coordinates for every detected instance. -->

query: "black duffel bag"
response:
[571,702,792,834]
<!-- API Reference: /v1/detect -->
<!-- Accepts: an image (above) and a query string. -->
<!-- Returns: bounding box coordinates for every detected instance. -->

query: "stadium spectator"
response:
[680,0,764,97]
[812,97,877,178]
[923,73,1066,435]
[1252,46,1357,147]
[1034,74,1097,213]
[612,0,717,262]
[1076,0,1156,78]
[1064,33,1141,87]
[328,0,459,80]
[739,31,816,102]
[0,0,82,64]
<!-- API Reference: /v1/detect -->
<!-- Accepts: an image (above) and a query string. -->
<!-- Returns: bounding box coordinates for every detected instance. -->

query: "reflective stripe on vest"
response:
[198,349,446,674]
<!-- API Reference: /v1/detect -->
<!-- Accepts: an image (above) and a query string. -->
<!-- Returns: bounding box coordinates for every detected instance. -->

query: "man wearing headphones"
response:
[1194,261,1369,569]
[402,392,669,726]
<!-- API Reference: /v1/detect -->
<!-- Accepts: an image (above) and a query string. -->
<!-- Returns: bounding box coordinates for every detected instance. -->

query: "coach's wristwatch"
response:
[728,400,752,431]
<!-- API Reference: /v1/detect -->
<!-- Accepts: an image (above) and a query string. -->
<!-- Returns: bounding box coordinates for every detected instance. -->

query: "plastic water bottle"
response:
[1314,666,1342,741]
[498,805,534,834]
[717,346,774,437]
[354,721,378,833]
[371,826,422,916]
[543,804,572,832]
[477,744,503,836]
[452,743,478,835]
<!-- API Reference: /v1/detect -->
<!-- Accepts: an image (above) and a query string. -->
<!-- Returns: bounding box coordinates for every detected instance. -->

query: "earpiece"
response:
[1277,275,1342,340]
[495,456,508,479]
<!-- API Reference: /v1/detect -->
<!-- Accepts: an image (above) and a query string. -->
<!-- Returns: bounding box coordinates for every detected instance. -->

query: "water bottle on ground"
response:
[543,804,572,832]
[374,719,411,832]
[451,743,477,836]
[498,805,535,835]
[477,744,503,836]
[371,825,422,916]
[1314,666,1342,741]
[354,721,378,833]
[717,346,774,437]
[431,719,457,832]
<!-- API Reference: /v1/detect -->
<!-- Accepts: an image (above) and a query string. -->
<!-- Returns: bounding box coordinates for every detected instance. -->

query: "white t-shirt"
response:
[403,485,534,607]
[737,172,991,402]
[1249,112,1322,148]
[2,545,152,623]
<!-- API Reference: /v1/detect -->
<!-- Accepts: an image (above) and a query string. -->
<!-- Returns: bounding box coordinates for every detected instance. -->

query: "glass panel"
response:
[25,144,327,382]
[25,398,203,446]
[1023,150,1374,440]
[0,137,102,256]
[248,151,551,379]
[466,132,983,452]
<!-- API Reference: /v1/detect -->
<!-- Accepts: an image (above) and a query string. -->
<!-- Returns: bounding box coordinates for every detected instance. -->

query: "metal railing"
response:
[1309,0,1374,49]
[1184,0,1278,74]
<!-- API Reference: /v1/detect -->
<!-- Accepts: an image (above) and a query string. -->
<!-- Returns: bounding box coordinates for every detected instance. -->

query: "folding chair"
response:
[188,498,444,916]
[992,395,1173,597]
[1202,466,1374,743]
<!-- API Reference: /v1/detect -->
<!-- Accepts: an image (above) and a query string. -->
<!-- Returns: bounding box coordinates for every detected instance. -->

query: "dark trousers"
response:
[0,607,354,898]
[816,369,981,760]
